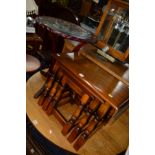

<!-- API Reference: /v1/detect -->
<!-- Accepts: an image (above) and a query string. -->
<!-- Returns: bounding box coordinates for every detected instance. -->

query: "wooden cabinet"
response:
[95,0,129,61]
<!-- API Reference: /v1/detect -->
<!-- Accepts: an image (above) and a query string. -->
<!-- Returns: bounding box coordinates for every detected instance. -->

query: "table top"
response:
[52,51,129,110]
[35,16,97,43]
[79,44,129,86]
[26,71,129,155]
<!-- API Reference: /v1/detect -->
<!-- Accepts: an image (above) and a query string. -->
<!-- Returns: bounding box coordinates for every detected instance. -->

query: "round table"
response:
[35,16,97,43]
[26,71,129,155]
[35,16,97,53]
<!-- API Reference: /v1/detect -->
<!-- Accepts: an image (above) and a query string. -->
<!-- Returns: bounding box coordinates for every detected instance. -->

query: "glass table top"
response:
[36,16,96,42]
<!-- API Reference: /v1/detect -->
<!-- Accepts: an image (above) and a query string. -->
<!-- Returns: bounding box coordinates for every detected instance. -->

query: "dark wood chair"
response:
[26,27,43,73]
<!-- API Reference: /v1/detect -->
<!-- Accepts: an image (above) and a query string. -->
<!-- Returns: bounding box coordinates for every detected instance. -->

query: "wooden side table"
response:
[31,45,128,151]
[51,52,129,110]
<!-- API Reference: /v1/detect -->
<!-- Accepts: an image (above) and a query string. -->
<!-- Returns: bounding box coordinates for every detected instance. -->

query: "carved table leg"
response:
[34,63,59,99]
[57,90,71,107]
[61,94,90,135]
[41,71,63,112]
[45,75,68,115]
[73,102,111,150]
[67,99,100,143]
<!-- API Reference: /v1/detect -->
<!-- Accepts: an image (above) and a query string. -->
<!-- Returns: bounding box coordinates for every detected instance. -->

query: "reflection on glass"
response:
[101,5,129,53]
[107,22,120,47]
[117,24,129,52]
[36,16,92,39]
[107,8,129,53]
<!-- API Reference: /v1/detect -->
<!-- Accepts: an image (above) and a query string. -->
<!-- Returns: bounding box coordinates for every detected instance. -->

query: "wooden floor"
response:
[26,71,129,155]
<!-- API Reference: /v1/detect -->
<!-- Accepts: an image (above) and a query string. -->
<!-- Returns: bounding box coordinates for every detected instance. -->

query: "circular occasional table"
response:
[35,16,97,53]
[26,70,129,155]
[35,16,97,43]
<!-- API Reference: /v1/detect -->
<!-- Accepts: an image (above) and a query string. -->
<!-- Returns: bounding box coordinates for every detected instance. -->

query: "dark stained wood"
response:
[26,33,43,53]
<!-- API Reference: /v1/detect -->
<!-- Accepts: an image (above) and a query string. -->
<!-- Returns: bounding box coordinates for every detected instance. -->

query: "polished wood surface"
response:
[26,71,128,155]
[52,52,129,110]
[79,44,129,86]
[63,41,129,83]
